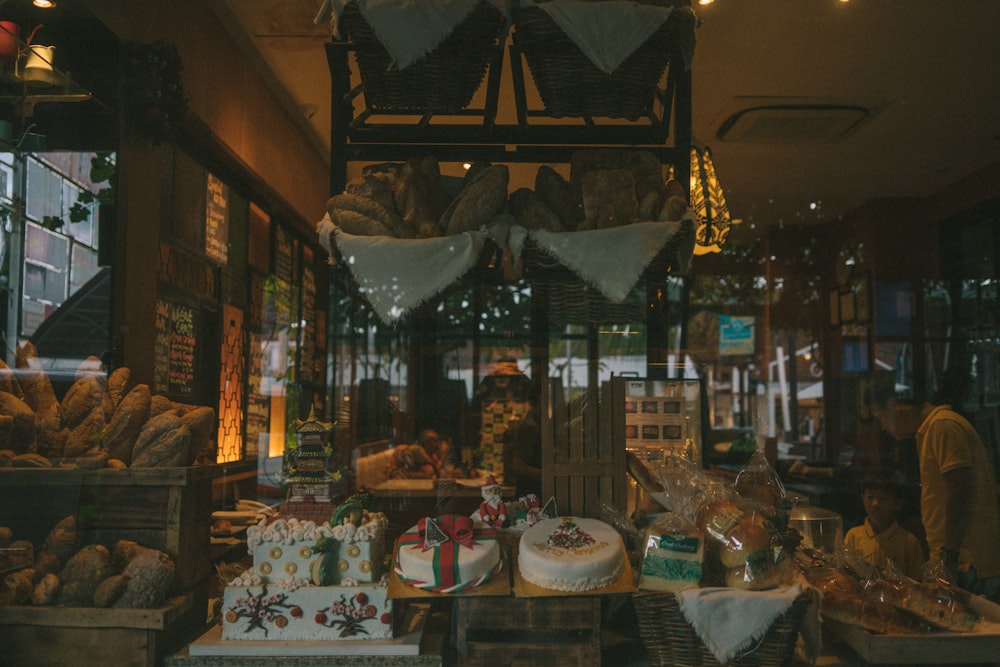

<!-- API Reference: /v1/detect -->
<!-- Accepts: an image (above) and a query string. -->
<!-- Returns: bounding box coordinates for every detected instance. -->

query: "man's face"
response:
[870,398,907,439]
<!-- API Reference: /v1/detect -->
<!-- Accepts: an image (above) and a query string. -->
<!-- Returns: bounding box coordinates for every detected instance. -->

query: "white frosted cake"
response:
[394,514,502,593]
[517,517,625,592]
[221,506,394,641]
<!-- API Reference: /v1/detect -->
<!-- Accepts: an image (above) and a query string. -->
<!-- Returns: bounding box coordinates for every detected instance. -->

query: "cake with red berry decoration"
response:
[394,514,503,593]
[517,516,626,592]
[220,494,394,641]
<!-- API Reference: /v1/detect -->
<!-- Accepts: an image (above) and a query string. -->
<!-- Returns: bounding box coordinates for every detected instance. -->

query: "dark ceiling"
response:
[209,0,1000,236]
[7,0,1000,235]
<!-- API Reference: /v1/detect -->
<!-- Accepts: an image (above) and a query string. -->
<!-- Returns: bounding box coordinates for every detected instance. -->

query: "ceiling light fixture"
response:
[689,144,737,255]
[33,0,57,8]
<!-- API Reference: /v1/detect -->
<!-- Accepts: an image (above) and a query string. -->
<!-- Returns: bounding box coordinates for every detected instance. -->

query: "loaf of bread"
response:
[61,374,104,429]
[0,358,24,400]
[58,544,115,606]
[580,169,638,229]
[180,405,215,465]
[104,384,152,465]
[148,394,176,420]
[395,157,445,238]
[102,366,132,419]
[535,165,581,229]
[509,187,567,232]
[718,513,775,568]
[34,402,67,459]
[0,391,35,454]
[867,579,980,632]
[345,172,400,225]
[329,192,415,239]
[10,452,51,468]
[114,549,176,608]
[41,515,78,566]
[63,404,106,459]
[445,164,509,235]
[92,573,128,608]
[14,342,57,416]
[131,411,190,468]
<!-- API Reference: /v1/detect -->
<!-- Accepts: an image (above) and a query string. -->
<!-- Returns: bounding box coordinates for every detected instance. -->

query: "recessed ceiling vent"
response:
[715,98,884,143]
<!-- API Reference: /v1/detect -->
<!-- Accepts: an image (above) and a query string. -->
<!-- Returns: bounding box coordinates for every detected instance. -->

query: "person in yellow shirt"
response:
[866,370,1000,602]
[844,469,926,580]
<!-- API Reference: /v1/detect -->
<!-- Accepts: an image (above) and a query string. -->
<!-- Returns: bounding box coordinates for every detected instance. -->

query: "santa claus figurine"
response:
[476,475,507,528]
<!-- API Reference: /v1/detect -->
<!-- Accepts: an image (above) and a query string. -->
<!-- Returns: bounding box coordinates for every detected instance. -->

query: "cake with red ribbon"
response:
[394,514,503,593]
[517,516,626,592]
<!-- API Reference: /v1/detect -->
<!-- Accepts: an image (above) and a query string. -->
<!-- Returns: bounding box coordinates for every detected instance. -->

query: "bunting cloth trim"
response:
[323,216,488,325]
[529,220,683,302]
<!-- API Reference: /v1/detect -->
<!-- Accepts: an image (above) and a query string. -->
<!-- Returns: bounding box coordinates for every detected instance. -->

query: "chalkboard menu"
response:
[205,173,229,265]
[153,298,199,396]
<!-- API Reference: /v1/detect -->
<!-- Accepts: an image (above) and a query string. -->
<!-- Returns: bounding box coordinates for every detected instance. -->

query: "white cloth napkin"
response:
[676,584,807,665]
[316,0,508,70]
[529,220,682,302]
[320,214,488,324]
[534,0,674,74]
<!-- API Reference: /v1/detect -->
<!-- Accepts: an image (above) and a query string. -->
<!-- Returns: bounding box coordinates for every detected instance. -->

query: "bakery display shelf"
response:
[824,595,1000,664]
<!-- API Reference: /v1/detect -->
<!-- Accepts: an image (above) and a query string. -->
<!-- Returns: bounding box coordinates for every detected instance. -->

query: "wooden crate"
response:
[0,465,219,593]
[0,593,195,667]
[453,595,602,667]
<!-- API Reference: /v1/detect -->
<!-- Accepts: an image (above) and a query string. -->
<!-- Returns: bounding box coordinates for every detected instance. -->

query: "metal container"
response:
[788,504,843,554]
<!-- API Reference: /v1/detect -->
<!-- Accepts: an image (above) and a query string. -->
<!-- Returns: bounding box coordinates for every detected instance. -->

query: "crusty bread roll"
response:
[719,516,773,568]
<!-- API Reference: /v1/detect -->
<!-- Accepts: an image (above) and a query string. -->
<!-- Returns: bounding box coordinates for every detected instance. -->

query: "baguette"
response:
[445,164,509,235]
[104,384,152,465]
[62,375,104,429]
[329,192,415,239]
[509,187,566,232]
[330,208,393,237]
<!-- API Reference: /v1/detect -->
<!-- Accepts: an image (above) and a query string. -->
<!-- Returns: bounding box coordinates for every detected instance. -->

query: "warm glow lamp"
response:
[689,145,736,255]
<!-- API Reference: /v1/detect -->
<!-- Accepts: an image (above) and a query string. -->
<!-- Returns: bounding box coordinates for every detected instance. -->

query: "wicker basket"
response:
[632,590,811,667]
[339,1,507,113]
[511,3,696,120]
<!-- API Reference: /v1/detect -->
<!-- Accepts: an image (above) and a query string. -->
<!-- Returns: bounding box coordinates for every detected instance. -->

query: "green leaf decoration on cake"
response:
[331,491,374,527]
[313,536,341,585]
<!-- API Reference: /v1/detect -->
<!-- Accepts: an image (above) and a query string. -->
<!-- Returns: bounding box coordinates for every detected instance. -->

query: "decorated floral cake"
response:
[517,516,625,592]
[394,514,503,593]
[220,498,394,641]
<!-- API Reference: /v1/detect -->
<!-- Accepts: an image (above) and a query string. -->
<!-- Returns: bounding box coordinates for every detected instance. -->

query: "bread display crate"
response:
[0,465,220,653]
[0,465,219,588]
[0,593,195,667]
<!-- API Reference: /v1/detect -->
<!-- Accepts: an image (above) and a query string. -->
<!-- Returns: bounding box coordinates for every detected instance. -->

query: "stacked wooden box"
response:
[453,595,602,667]
[0,465,220,667]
